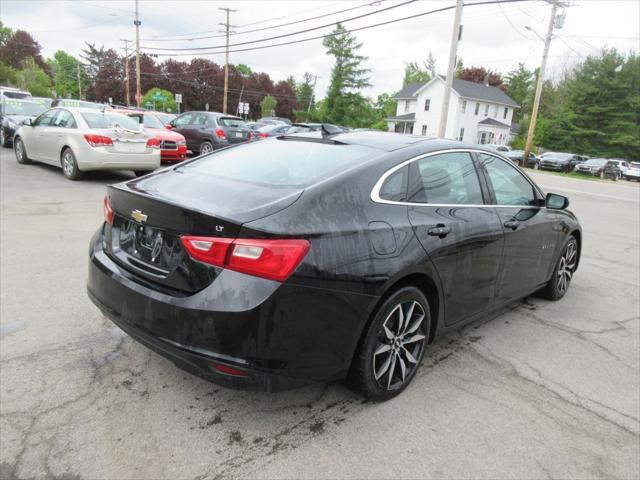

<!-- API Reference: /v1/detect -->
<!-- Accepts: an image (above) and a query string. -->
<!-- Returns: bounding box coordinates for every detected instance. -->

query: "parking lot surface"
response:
[1,150,639,479]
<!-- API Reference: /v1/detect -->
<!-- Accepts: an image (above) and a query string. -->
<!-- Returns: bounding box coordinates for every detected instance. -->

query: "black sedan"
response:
[87,131,581,400]
[504,150,540,169]
[0,98,46,147]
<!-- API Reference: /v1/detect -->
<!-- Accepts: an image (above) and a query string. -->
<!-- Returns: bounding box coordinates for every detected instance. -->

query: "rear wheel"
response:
[134,170,152,177]
[199,141,214,155]
[0,127,9,147]
[539,237,578,301]
[61,148,82,180]
[350,286,430,401]
[14,137,31,164]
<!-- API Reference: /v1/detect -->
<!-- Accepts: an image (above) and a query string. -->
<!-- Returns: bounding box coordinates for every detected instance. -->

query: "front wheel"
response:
[350,286,430,401]
[539,237,578,301]
[0,127,9,147]
[14,137,31,164]
[61,148,83,180]
[199,141,214,155]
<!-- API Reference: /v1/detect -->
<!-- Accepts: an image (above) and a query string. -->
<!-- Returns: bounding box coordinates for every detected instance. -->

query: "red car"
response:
[114,109,188,163]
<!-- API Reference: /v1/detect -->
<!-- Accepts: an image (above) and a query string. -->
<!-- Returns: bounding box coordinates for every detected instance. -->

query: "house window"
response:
[458,128,465,141]
[421,125,427,136]
[404,101,410,113]
[493,105,498,117]
[461,100,467,113]
[474,102,480,115]
[424,99,430,111]
[484,104,489,116]
[503,107,508,119]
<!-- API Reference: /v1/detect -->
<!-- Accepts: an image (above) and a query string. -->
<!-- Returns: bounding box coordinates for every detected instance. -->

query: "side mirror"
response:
[546,193,569,210]
[23,118,33,126]
[165,123,173,130]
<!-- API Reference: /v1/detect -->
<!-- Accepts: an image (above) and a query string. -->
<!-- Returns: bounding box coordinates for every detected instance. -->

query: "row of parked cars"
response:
[0,86,344,180]
[485,144,639,182]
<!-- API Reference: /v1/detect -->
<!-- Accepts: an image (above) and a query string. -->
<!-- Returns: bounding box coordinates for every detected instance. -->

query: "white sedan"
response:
[13,107,160,180]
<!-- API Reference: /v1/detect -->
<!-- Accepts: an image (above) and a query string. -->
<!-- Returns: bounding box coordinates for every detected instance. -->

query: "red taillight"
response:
[180,236,310,282]
[103,196,114,225]
[146,137,161,148]
[211,362,248,377]
[215,128,226,139]
[247,131,253,140]
[84,134,113,147]
[258,132,268,138]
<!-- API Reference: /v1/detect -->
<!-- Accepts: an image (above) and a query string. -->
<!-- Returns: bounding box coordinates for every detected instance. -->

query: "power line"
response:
[143,1,386,42]
[497,2,534,40]
[141,0,418,52]
[144,0,534,58]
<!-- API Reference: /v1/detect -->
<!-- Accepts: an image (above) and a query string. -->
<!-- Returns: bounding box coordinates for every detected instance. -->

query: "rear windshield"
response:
[2,100,46,116]
[179,138,377,187]
[218,117,246,128]
[127,113,165,129]
[82,112,142,130]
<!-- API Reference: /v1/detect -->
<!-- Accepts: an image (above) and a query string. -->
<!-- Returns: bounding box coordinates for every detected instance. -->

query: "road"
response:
[1,150,638,480]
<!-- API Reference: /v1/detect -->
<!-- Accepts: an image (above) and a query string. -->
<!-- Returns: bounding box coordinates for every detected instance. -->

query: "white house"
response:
[386,75,519,145]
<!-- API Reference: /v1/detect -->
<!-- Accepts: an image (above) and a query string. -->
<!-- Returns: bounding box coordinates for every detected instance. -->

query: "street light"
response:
[525,26,545,42]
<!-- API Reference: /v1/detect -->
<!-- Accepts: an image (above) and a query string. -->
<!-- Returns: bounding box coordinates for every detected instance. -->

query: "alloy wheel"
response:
[15,140,24,161]
[0,128,5,146]
[62,151,75,177]
[200,142,213,154]
[557,241,577,294]
[373,300,426,390]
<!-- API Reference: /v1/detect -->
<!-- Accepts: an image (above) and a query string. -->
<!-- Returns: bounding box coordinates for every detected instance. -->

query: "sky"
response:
[2,0,639,100]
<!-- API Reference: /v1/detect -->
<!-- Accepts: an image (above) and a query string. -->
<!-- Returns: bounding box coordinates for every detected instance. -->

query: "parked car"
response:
[154,112,176,126]
[624,162,640,181]
[0,98,46,147]
[255,123,291,138]
[30,97,54,108]
[116,109,188,164]
[569,155,587,170]
[258,116,292,125]
[504,150,540,169]
[484,143,511,153]
[87,132,581,400]
[609,159,630,177]
[286,123,323,134]
[51,99,105,109]
[539,152,581,172]
[0,86,31,100]
[167,112,251,154]
[574,158,621,179]
[13,107,160,180]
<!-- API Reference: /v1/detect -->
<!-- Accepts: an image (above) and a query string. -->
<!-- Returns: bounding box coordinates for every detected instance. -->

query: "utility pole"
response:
[219,7,237,114]
[134,0,142,107]
[523,1,562,166]
[121,39,131,106]
[438,0,463,139]
[76,62,82,100]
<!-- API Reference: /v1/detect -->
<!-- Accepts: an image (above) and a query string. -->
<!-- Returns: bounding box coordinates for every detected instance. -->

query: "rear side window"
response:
[408,152,484,205]
[179,139,377,187]
[379,166,407,202]
[219,117,246,128]
[52,110,76,128]
[81,112,141,130]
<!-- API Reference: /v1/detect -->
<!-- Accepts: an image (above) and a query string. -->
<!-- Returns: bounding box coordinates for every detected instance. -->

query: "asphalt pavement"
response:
[1,149,638,479]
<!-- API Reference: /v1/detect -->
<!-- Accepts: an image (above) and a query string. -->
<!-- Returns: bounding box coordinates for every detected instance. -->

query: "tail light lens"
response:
[211,362,248,377]
[247,131,253,140]
[180,236,310,282]
[258,133,268,138]
[146,137,161,148]
[84,134,113,147]
[215,128,226,139]
[103,196,114,225]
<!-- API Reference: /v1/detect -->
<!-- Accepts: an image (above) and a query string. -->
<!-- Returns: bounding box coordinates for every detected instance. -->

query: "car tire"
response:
[0,127,9,147]
[61,148,83,180]
[199,141,214,155]
[350,286,430,401]
[539,236,578,301]
[14,137,31,164]
[533,163,539,170]
[134,170,152,177]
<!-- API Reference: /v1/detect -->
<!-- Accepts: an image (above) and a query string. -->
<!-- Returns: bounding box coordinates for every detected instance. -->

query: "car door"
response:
[477,152,560,303]
[406,151,505,326]
[28,109,58,161]
[170,113,194,150]
[45,109,77,165]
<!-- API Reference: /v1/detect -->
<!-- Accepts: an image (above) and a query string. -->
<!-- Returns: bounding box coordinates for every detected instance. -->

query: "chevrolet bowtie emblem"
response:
[131,210,148,223]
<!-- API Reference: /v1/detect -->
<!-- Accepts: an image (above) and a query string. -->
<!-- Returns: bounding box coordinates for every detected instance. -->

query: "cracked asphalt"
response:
[1,149,638,480]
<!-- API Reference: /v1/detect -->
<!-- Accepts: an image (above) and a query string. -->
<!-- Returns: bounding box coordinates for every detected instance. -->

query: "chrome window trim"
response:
[370,148,546,208]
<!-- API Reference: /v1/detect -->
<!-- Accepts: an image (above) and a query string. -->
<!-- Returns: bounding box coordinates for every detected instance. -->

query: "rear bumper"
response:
[77,148,161,172]
[87,227,373,391]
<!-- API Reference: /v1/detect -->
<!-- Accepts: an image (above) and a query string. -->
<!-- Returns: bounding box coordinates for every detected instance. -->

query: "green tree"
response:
[17,57,51,96]
[260,94,277,117]
[0,21,12,48]
[504,63,534,122]
[371,92,397,130]
[0,60,19,85]
[235,63,252,77]
[294,72,315,121]
[322,23,371,125]
[48,50,85,99]
[402,61,431,87]
[141,87,177,112]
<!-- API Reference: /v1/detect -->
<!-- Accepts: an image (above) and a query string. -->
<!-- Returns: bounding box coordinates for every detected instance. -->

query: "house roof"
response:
[478,117,512,128]
[386,112,416,122]
[394,83,425,99]
[394,76,519,108]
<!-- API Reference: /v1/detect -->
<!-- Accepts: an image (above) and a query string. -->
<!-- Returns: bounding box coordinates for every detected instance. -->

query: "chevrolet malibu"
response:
[14,107,160,180]
[87,131,581,400]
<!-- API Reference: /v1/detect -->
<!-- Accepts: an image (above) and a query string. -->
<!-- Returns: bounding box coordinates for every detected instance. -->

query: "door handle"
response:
[504,220,520,230]
[427,225,451,238]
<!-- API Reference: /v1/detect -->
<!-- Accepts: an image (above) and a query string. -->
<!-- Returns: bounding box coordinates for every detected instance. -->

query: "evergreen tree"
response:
[294,72,315,120]
[322,23,371,125]
[504,63,534,122]
[402,61,431,87]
